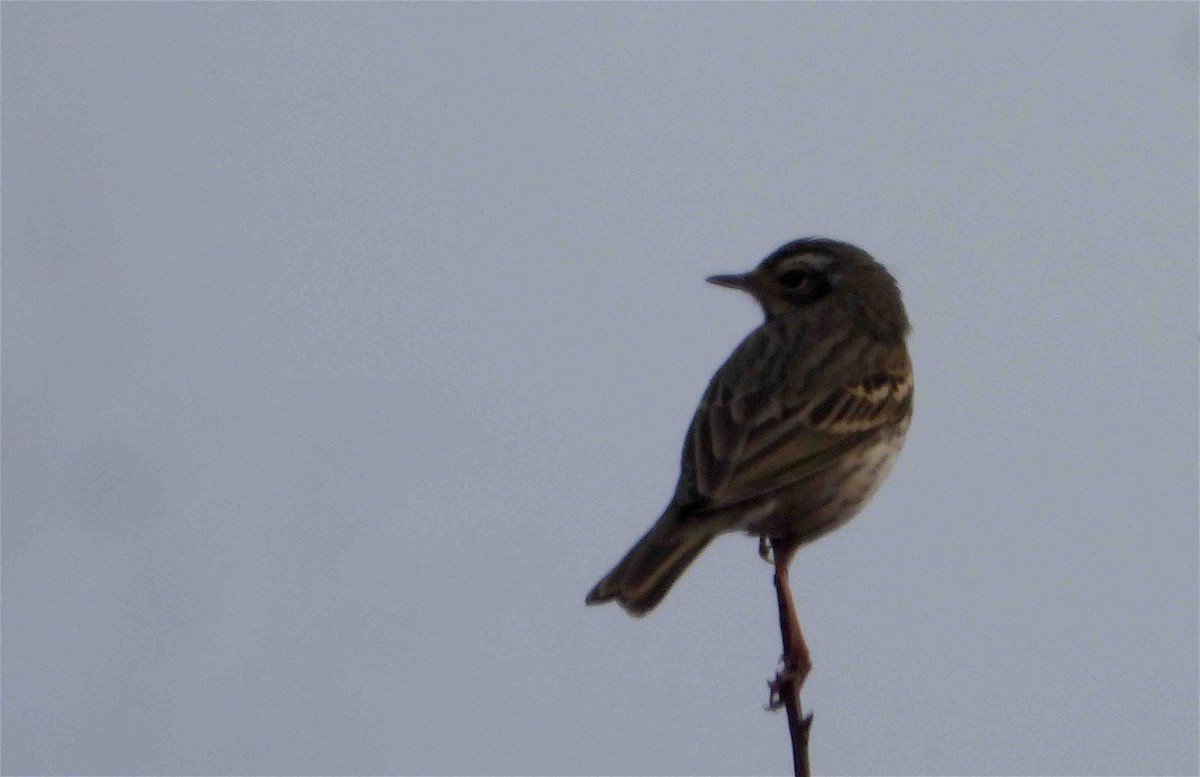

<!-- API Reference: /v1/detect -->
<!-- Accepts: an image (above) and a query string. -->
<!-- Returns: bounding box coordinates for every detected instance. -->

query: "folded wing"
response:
[679,326,912,509]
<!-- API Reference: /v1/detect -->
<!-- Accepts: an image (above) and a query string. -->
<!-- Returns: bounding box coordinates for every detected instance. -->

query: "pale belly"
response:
[737,424,909,543]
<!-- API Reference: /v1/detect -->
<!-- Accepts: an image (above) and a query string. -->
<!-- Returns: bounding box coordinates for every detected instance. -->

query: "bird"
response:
[586,237,912,693]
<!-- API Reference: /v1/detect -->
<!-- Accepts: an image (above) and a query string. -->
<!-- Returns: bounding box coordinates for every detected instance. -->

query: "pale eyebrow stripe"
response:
[776,253,833,272]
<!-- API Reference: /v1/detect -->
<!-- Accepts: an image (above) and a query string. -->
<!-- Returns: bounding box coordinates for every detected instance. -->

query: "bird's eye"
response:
[775,267,832,304]
[777,269,814,289]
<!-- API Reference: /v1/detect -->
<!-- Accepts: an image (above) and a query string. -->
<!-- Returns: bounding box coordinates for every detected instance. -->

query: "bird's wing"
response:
[678,322,912,508]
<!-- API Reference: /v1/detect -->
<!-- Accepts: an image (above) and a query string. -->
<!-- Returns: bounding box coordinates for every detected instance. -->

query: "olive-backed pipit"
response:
[587,238,913,622]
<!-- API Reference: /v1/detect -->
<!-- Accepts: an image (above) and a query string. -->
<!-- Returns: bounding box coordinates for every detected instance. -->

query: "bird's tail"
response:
[585,507,717,617]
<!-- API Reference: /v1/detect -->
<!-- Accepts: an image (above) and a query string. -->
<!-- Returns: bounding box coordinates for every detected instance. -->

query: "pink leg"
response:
[767,538,812,708]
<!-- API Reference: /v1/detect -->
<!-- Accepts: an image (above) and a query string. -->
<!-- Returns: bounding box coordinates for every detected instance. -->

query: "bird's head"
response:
[707,237,910,343]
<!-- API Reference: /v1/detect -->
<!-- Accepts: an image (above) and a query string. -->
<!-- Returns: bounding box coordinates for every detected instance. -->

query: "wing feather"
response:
[677,316,911,509]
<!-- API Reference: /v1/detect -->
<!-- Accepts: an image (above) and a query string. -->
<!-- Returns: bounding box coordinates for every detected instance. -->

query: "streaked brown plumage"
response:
[587,238,912,617]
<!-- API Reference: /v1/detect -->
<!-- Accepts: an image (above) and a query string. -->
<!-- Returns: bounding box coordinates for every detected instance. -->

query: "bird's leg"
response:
[767,536,812,710]
[758,534,773,564]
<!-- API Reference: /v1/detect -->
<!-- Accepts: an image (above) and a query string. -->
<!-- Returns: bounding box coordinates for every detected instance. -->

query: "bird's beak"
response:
[706,271,754,291]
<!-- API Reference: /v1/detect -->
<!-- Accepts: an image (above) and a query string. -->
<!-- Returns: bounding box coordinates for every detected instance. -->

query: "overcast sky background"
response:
[3,4,1197,776]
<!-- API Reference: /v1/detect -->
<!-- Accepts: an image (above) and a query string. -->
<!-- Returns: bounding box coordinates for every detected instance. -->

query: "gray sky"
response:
[3,4,1197,776]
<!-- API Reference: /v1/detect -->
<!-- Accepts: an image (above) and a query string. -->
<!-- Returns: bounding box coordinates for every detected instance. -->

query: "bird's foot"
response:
[765,657,811,710]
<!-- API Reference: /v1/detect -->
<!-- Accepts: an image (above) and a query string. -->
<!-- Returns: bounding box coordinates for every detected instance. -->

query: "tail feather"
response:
[586,510,716,616]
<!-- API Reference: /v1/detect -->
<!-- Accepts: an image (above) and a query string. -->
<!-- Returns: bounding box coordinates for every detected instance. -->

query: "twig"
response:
[767,536,813,777]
